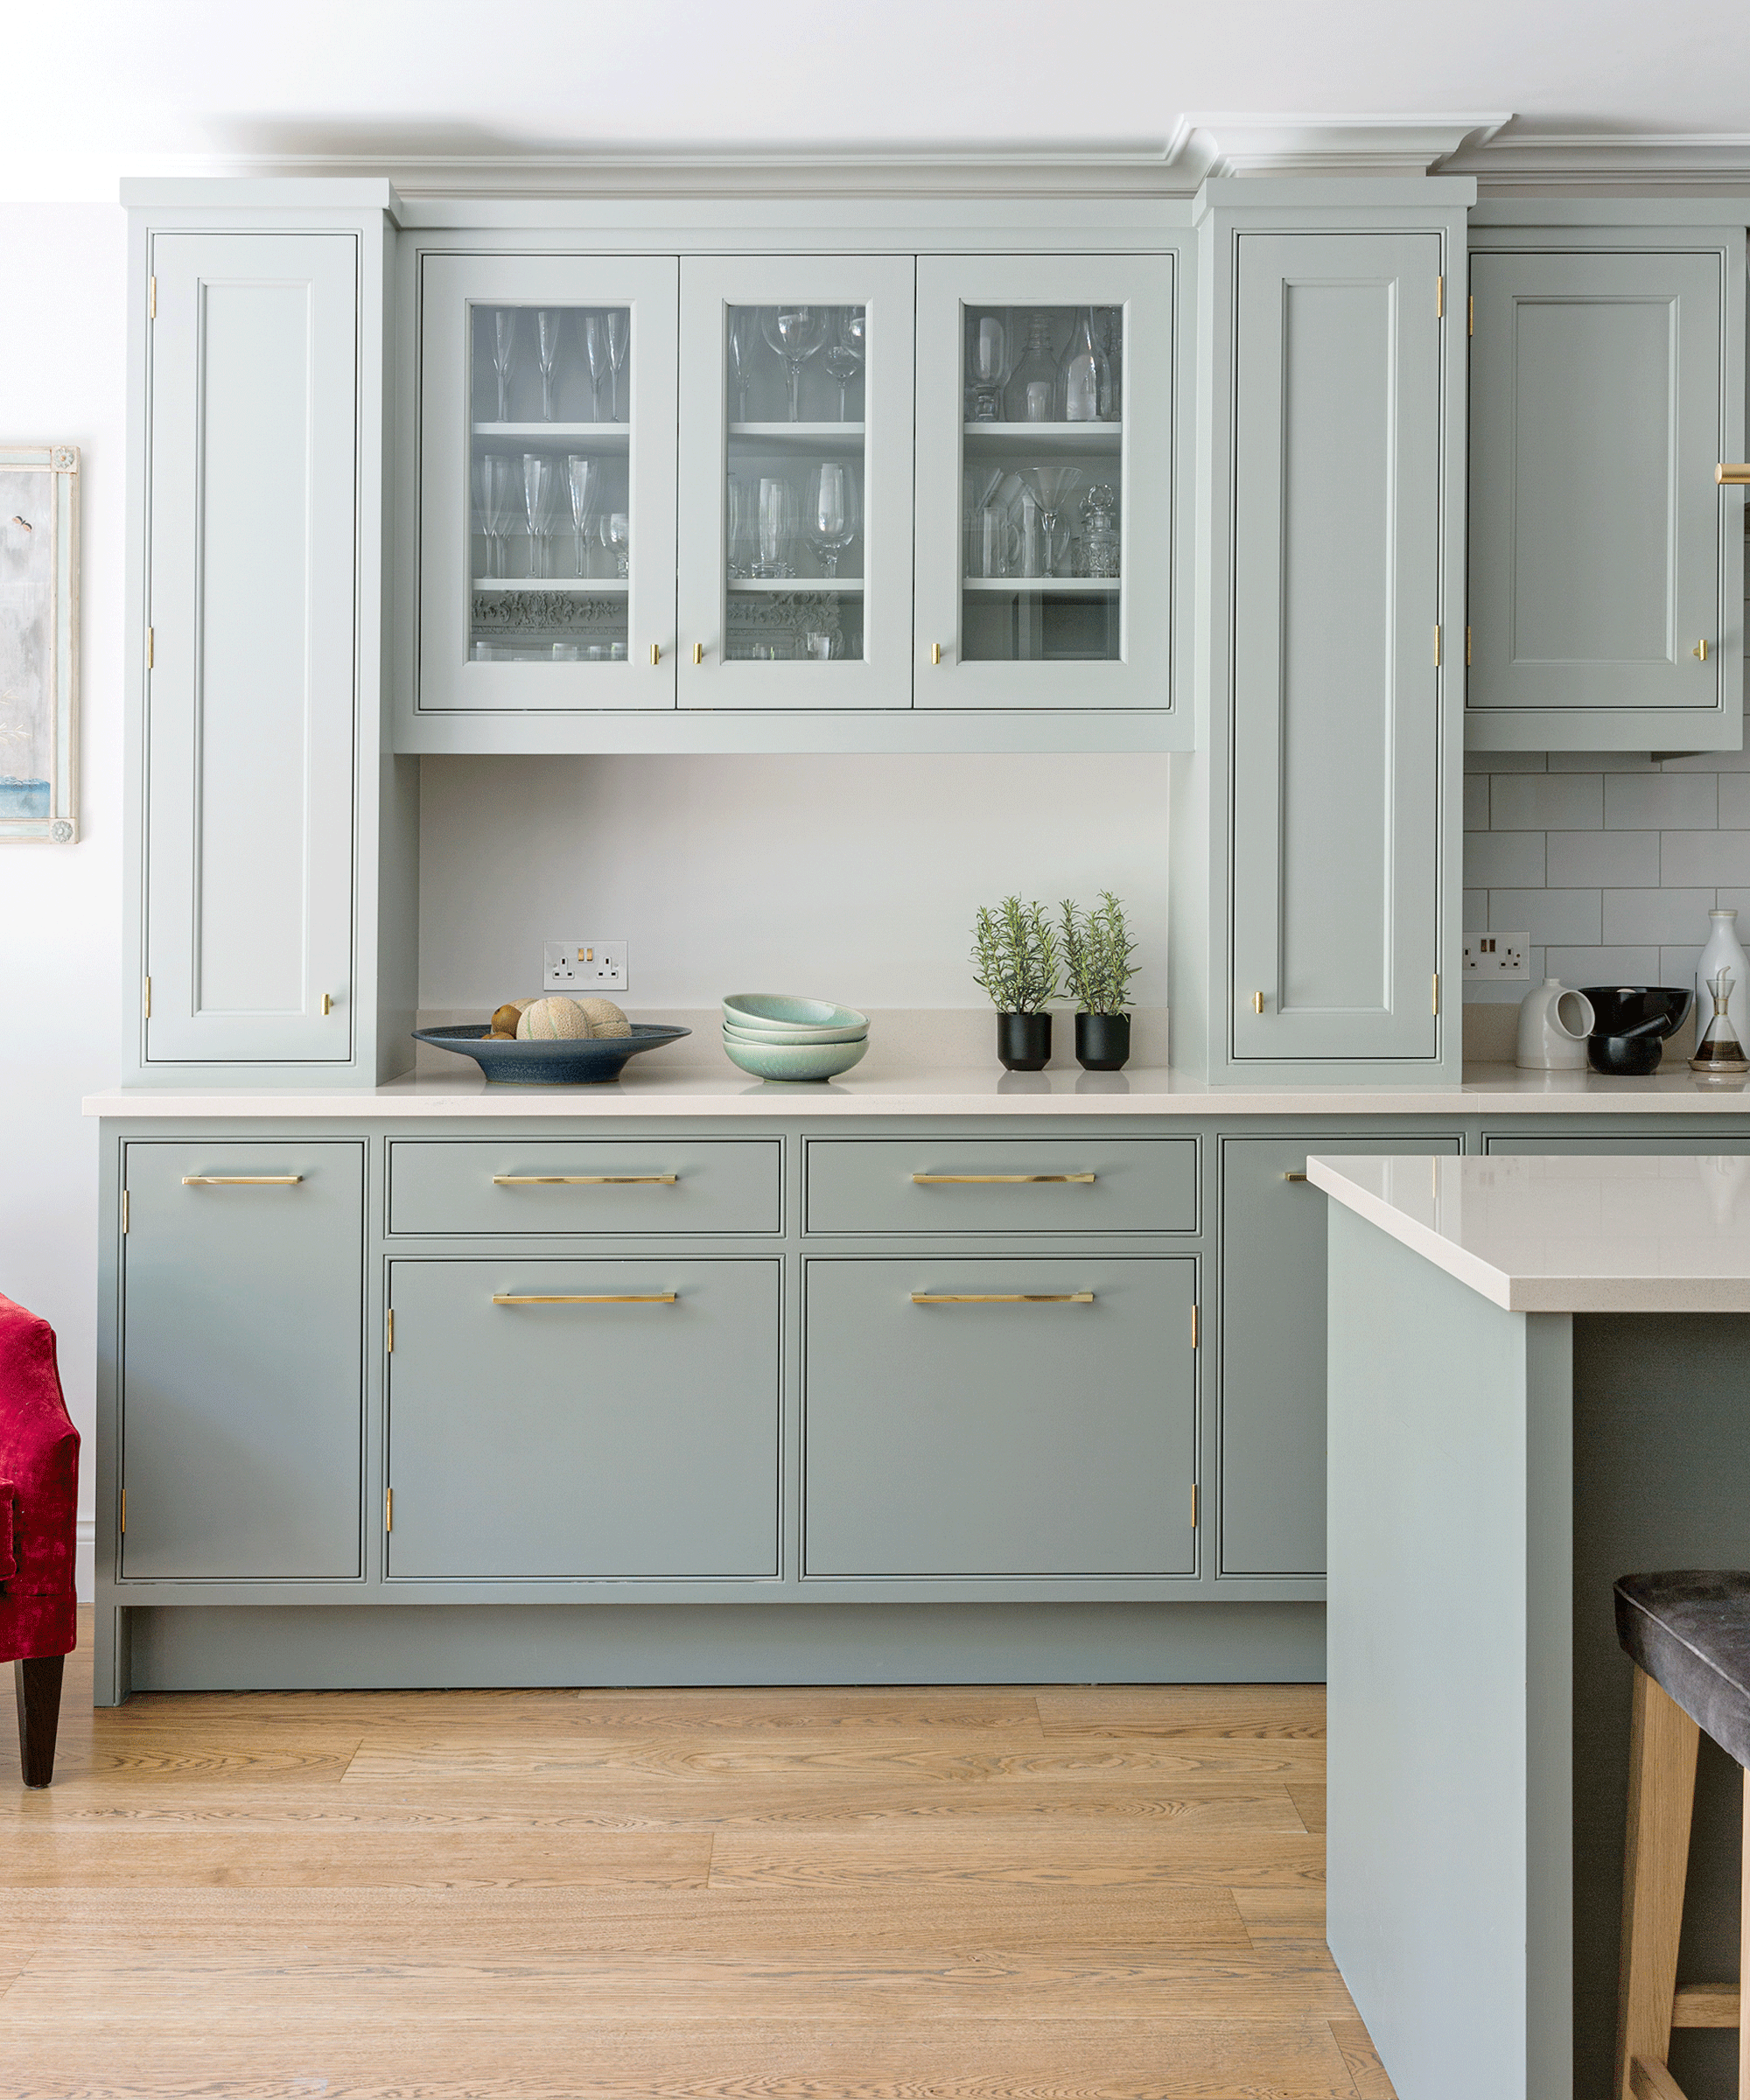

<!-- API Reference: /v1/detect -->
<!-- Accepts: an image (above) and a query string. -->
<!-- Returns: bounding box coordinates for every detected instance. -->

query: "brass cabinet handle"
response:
[930,642,942,665]
[1282,1170,1308,1182]
[181,1175,303,1186]
[492,1173,678,1186]
[911,1292,1094,1306]
[1717,464,1750,485]
[691,642,704,665]
[321,992,333,1017]
[1694,639,1711,662]
[911,1172,1096,1185]
[649,643,662,666]
[493,1292,678,1306]
[1251,992,1265,1013]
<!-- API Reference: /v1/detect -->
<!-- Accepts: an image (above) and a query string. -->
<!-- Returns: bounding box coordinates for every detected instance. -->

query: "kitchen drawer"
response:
[386,1257,780,1578]
[387,1138,782,1236]
[803,1256,1197,1577]
[804,1138,1197,1236]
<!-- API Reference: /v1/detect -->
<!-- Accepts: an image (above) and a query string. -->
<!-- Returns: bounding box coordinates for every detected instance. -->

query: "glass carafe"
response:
[1004,312,1060,424]
[1056,308,1108,424]
[1691,966,1749,1073]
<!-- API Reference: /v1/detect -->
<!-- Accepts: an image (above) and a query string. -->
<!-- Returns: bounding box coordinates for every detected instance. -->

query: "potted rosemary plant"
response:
[1061,892,1139,1070]
[972,896,1060,1070]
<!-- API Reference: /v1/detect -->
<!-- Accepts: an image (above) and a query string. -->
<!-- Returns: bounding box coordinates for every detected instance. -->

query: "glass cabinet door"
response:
[416,254,678,714]
[914,256,1174,710]
[676,256,915,710]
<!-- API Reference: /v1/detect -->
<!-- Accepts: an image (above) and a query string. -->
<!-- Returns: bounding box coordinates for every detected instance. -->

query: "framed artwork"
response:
[0,444,79,843]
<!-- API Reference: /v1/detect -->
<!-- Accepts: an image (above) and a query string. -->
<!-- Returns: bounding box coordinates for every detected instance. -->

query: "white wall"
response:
[418,752,1172,1012]
[0,203,129,1591]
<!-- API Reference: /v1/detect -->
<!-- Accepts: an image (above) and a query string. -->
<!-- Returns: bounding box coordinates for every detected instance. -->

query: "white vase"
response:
[1516,978,1594,1069]
[1695,908,1749,1050]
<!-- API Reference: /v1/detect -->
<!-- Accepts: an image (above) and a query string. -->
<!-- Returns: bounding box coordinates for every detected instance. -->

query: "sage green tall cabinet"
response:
[1171,181,1471,1087]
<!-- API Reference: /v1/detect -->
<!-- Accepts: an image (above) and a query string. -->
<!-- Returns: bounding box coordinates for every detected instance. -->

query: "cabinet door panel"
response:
[1229,234,1444,1063]
[804,1257,1195,1577]
[145,233,358,1062]
[416,253,679,713]
[1220,1134,1461,1577]
[120,1142,365,1578]
[1469,248,1739,746]
[387,1259,780,1578]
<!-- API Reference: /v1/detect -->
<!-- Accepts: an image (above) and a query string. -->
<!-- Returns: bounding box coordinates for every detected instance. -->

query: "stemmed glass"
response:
[565,456,599,578]
[726,475,755,579]
[1021,465,1082,578]
[490,310,516,424]
[606,311,630,422]
[536,312,562,422]
[967,312,1008,421]
[752,477,796,578]
[806,460,859,578]
[582,313,610,422]
[761,306,828,423]
[602,511,630,578]
[522,454,557,578]
[822,306,865,422]
[727,309,760,424]
[478,453,515,578]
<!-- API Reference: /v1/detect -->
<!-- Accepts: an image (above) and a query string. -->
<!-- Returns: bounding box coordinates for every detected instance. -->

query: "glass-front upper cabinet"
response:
[416,255,679,713]
[914,256,1174,710]
[676,256,915,710]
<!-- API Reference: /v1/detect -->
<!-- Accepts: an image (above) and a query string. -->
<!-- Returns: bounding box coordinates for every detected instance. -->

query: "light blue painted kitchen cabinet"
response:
[1228,231,1447,1066]
[1466,233,1746,752]
[142,233,362,1065]
[802,1256,1197,1578]
[118,1142,366,1579]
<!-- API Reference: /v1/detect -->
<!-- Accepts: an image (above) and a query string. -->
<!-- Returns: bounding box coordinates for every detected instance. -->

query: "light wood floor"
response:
[0,1613,1391,2098]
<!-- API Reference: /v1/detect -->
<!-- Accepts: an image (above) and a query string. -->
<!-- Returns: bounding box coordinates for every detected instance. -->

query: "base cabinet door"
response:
[1219,1134,1461,1578]
[119,1142,365,1578]
[803,1256,1196,1577]
[386,1258,780,1578]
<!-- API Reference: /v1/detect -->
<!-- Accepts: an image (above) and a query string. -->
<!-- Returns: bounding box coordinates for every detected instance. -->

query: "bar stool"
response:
[1614,1572,1750,2100]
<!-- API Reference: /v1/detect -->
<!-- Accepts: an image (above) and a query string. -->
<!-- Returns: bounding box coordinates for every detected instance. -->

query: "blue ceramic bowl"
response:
[414,1023,690,1086]
[720,1032,869,1082]
[723,992,869,1032]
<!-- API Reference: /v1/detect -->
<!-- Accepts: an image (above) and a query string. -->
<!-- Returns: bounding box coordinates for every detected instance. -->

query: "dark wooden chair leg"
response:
[15,1654,64,1788]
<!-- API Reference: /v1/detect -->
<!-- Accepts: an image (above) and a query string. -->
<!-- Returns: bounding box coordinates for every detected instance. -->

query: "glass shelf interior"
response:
[960,304,1124,664]
[469,301,631,663]
[724,303,866,662]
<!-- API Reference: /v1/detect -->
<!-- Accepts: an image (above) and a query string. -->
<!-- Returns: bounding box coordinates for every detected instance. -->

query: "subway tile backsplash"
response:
[1463,736,1750,1003]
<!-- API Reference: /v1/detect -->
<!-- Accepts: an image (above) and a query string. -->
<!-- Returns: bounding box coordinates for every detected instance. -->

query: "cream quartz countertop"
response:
[1308,1152,1750,1312]
[81,1061,1750,1118]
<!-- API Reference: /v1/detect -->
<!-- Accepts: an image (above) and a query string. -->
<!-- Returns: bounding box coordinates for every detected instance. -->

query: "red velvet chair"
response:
[0,1293,80,1786]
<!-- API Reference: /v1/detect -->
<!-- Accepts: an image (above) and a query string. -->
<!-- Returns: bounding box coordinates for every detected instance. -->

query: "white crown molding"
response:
[1448,131,1750,192]
[1166,113,1511,179]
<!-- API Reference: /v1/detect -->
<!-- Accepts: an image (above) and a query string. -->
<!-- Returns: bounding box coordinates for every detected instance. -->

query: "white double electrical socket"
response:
[1461,931,1530,979]
[543,941,628,993]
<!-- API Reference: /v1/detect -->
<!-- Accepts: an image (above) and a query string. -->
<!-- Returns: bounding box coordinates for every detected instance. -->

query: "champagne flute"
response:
[565,456,599,578]
[606,310,630,422]
[726,474,754,580]
[536,311,562,422]
[752,477,795,578]
[490,310,516,424]
[760,306,828,423]
[805,459,859,578]
[727,309,759,424]
[823,306,865,422]
[522,454,556,578]
[582,313,610,423]
[967,312,1007,421]
[480,454,515,578]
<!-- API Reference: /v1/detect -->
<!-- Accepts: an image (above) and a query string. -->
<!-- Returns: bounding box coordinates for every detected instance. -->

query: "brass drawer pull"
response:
[181,1175,303,1186]
[493,1292,678,1306]
[1282,1170,1308,1182]
[492,1173,678,1186]
[1717,463,1750,485]
[911,1172,1096,1186]
[911,1292,1094,1306]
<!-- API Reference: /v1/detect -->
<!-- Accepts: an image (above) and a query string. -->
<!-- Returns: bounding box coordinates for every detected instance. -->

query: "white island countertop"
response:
[80,1062,1750,1120]
[1308,1152,1750,1312]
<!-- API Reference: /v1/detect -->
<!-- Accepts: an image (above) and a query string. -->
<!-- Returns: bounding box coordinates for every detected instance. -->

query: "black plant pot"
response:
[1075,1012,1131,1071]
[997,1012,1053,1072]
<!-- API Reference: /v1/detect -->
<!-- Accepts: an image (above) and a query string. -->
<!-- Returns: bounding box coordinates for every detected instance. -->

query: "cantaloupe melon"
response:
[578,998,630,1038]
[516,997,593,1040]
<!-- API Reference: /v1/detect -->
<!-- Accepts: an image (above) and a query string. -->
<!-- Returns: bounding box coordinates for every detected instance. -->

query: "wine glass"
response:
[602,510,629,579]
[727,309,760,424]
[822,306,865,422]
[606,310,630,422]
[490,309,516,424]
[479,453,515,578]
[582,313,610,422]
[967,312,1008,421]
[1021,464,1082,577]
[565,455,599,578]
[760,306,828,423]
[536,311,562,422]
[805,459,859,578]
[522,454,556,578]
[752,477,796,578]
[726,474,755,580]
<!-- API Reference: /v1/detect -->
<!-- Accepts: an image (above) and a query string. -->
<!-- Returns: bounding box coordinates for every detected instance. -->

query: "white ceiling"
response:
[9,0,1750,201]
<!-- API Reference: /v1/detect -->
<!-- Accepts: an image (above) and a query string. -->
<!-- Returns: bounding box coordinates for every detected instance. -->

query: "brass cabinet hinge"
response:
[386,1307,395,1353]
[119,1489,127,1536]
[1432,973,1441,1016]
[1190,1302,1200,1349]
[148,276,156,320]
[143,976,150,1019]
[1436,274,1444,318]
[122,1190,129,1236]
[385,1488,394,1533]
[145,626,153,670]
[1466,625,1473,667]
[1191,1484,1200,1528]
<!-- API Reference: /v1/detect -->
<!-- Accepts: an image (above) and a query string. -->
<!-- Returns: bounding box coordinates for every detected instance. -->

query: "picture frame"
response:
[0,443,80,843]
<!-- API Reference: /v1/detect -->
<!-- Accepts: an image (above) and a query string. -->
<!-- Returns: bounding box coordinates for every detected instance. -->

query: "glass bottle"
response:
[1695,906,1749,1056]
[1076,483,1120,578]
[1691,966,1749,1074]
[1004,312,1060,424]
[1056,308,1108,424]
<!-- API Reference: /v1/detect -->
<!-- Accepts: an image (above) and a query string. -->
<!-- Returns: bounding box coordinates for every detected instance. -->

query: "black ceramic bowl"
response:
[1578,986,1693,1076]
[413,1023,690,1086]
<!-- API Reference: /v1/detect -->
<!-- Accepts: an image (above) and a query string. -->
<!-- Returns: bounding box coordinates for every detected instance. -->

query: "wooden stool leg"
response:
[1617,1666,1701,2100]
[14,1655,65,1788]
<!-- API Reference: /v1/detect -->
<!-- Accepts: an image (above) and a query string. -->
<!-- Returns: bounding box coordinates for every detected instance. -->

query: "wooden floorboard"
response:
[0,1614,1382,2097]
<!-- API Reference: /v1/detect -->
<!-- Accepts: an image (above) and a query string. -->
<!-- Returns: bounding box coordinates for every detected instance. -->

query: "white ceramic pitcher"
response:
[1516,979,1595,1069]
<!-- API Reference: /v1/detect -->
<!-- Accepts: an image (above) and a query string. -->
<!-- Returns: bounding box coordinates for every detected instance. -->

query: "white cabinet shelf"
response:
[962,421,1122,449]
[472,577,628,593]
[962,577,1119,594]
[472,422,629,443]
[729,578,863,595]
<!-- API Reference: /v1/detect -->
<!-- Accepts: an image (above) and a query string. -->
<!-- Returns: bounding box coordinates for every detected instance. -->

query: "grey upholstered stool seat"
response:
[1612,1572,1750,2100]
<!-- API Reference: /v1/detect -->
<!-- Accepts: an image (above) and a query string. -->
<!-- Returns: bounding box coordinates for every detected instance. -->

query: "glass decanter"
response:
[1056,308,1108,424]
[1004,312,1060,424]
[1690,966,1749,1074]
[1076,483,1120,578]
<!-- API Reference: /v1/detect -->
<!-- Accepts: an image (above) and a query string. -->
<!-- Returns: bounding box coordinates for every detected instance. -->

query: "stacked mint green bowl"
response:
[720,994,870,1081]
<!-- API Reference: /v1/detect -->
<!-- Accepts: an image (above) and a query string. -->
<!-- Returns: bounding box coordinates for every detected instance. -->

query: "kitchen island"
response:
[1310,1152,1750,2100]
